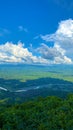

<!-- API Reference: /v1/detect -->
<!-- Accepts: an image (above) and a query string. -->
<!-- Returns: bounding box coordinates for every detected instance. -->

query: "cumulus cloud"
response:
[41,19,73,47]
[40,19,73,64]
[0,41,49,64]
[36,43,72,64]
[18,26,28,32]
[37,43,65,59]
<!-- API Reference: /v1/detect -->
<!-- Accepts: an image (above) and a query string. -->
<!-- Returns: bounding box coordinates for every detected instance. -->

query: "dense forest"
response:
[0,94,73,130]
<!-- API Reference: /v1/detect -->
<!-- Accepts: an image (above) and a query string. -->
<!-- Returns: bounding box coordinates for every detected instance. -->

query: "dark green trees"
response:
[0,94,73,130]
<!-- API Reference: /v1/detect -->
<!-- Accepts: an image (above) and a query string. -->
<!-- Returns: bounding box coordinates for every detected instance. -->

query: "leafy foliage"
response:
[0,94,73,130]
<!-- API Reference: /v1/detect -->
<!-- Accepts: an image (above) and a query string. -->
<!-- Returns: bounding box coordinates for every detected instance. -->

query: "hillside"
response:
[0,94,73,130]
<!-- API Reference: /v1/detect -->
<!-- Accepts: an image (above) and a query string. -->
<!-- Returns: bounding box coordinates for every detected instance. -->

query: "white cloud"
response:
[54,56,72,64]
[0,41,50,64]
[36,43,72,64]
[18,26,28,32]
[40,19,73,64]
[41,19,73,44]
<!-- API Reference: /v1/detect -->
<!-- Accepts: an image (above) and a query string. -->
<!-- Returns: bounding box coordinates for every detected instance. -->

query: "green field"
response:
[0,64,73,82]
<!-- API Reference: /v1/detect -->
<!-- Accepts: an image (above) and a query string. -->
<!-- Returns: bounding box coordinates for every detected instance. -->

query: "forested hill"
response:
[0,94,73,130]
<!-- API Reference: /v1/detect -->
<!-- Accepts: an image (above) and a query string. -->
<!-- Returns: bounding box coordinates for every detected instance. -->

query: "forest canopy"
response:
[0,94,73,130]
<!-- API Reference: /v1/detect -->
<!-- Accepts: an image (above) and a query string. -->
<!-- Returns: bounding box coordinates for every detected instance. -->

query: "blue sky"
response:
[0,0,73,44]
[0,0,73,64]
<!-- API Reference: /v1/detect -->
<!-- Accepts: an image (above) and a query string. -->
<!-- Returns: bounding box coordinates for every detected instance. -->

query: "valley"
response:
[0,64,73,104]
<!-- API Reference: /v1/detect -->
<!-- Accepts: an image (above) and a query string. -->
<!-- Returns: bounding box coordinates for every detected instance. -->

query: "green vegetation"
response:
[0,77,73,103]
[0,64,73,82]
[0,94,73,130]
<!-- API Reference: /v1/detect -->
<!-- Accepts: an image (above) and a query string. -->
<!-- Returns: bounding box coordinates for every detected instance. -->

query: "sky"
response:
[0,0,73,64]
